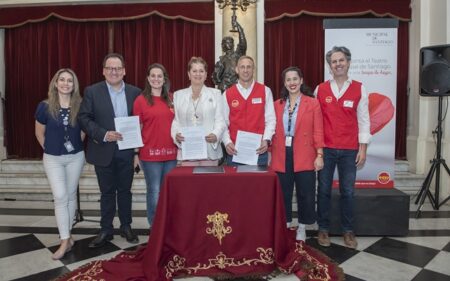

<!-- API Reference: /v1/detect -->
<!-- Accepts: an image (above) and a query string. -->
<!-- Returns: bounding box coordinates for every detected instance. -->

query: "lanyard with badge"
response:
[61,108,75,152]
[286,99,298,147]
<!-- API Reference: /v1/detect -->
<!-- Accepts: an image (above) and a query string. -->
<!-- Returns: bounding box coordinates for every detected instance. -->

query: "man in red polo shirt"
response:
[222,56,276,166]
[315,46,371,249]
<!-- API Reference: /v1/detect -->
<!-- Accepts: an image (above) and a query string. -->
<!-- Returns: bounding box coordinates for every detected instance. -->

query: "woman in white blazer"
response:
[171,57,226,165]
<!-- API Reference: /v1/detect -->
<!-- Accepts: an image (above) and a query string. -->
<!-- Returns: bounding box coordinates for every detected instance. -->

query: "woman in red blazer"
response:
[271,66,324,241]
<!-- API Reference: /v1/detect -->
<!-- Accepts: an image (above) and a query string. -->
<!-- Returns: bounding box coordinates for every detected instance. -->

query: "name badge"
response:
[343,100,354,108]
[252,98,262,104]
[64,140,75,152]
[285,136,292,147]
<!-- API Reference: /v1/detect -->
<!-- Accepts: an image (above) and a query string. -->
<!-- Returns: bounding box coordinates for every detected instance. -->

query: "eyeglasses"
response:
[104,67,124,73]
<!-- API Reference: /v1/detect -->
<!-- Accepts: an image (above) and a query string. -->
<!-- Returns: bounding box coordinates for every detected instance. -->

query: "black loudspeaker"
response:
[419,44,450,96]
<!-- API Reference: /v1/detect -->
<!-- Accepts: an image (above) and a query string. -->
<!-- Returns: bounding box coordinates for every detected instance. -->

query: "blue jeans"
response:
[141,160,177,226]
[317,148,357,233]
[226,152,268,166]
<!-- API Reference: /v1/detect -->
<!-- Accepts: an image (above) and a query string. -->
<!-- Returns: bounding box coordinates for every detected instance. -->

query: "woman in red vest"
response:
[271,66,324,241]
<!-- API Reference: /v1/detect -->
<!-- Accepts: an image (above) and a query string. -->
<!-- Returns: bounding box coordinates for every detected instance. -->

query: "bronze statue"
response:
[212,18,247,92]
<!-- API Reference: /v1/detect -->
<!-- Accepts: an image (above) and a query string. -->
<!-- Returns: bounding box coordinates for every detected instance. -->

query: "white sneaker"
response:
[296,224,306,241]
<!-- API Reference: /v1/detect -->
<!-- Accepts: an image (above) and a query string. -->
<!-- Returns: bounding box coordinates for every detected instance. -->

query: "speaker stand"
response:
[415,96,450,217]
[73,185,99,226]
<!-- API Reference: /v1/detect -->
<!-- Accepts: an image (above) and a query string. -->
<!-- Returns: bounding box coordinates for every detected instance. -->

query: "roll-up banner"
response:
[323,18,398,188]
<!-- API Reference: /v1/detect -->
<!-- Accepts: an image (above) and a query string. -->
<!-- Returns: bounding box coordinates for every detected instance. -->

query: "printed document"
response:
[180,126,208,160]
[232,130,261,165]
[114,116,144,150]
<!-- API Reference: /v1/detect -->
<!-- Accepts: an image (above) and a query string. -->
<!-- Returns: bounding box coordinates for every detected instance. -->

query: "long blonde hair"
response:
[46,68,82,127]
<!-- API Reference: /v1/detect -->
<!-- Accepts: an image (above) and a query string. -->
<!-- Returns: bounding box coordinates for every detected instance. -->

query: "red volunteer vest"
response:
[226,83,266,143]
[317,80,361,150]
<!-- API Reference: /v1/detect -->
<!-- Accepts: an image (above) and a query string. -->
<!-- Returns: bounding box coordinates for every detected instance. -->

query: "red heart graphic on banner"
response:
[368,93,395,135]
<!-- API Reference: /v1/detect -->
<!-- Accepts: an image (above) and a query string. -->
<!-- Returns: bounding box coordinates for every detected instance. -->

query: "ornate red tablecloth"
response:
[58,167,343,281]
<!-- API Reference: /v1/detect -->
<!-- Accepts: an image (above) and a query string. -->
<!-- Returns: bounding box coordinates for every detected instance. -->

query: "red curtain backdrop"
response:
[265,0,411,21]
[264,15,325,100]
[112,16,215,91]
[3,1,409,159]
[395,22,408,159]
[264,15,409,159]
[4,13,213,159]
[0,2,214,28]
[5,18,110,158]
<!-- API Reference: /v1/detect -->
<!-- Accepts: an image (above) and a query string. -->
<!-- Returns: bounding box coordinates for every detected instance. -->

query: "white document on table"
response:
[114,116,144,150]
[232,130,262,165]
[180,126,208,160]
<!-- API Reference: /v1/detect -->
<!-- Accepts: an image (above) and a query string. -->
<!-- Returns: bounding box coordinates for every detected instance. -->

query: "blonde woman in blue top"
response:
[35,68,85,260]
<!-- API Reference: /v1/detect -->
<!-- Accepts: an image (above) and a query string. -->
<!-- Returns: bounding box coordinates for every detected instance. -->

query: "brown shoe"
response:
[343,232,358,249]
[317,231,331,247]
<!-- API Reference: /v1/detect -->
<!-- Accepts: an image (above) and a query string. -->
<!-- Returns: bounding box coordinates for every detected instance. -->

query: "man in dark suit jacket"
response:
[78,53,141,248]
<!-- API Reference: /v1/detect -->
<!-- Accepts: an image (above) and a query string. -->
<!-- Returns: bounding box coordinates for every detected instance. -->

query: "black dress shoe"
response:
[120,226,139,244]
[88,232,113,248]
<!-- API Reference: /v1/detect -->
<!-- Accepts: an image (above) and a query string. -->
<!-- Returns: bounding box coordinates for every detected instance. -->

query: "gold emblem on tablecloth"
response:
[206,211,232,245]
[165,248,274,278]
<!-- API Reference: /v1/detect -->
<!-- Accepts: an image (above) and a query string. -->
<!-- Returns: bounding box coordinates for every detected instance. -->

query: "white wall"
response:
[407,0,450,202]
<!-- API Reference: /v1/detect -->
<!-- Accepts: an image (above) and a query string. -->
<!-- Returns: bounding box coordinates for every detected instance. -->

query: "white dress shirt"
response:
[314,78,371,144]
[222,80,276,146]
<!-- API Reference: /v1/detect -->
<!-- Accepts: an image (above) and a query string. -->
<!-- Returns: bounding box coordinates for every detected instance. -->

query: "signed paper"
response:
[114,116,144,150]
[180,126,208,160]
[232,130,262,165]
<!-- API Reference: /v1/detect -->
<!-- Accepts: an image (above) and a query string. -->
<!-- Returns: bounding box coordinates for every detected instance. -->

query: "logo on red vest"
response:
[231,99,239,107]
[377,172,390,184]
[325,96,333,103]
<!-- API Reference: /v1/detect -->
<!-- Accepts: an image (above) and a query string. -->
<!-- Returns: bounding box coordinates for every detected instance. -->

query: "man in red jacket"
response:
[315,46,371,249]
[222,56,276,166]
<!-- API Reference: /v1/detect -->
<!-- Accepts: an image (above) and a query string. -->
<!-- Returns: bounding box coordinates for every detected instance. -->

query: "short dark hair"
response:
[325,46,351,65]
[102,53,125,68]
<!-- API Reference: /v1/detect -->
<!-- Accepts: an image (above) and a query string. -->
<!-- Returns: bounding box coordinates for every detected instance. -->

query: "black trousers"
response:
[276,146,317,224]
[94,148,134,234]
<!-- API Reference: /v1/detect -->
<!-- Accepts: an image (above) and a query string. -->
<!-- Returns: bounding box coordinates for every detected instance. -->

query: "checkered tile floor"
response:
[0,201,449,281]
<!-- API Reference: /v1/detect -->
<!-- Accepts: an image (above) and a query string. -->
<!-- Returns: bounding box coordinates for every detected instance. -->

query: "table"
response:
[141,167,331,280]
[57,167,343,281]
